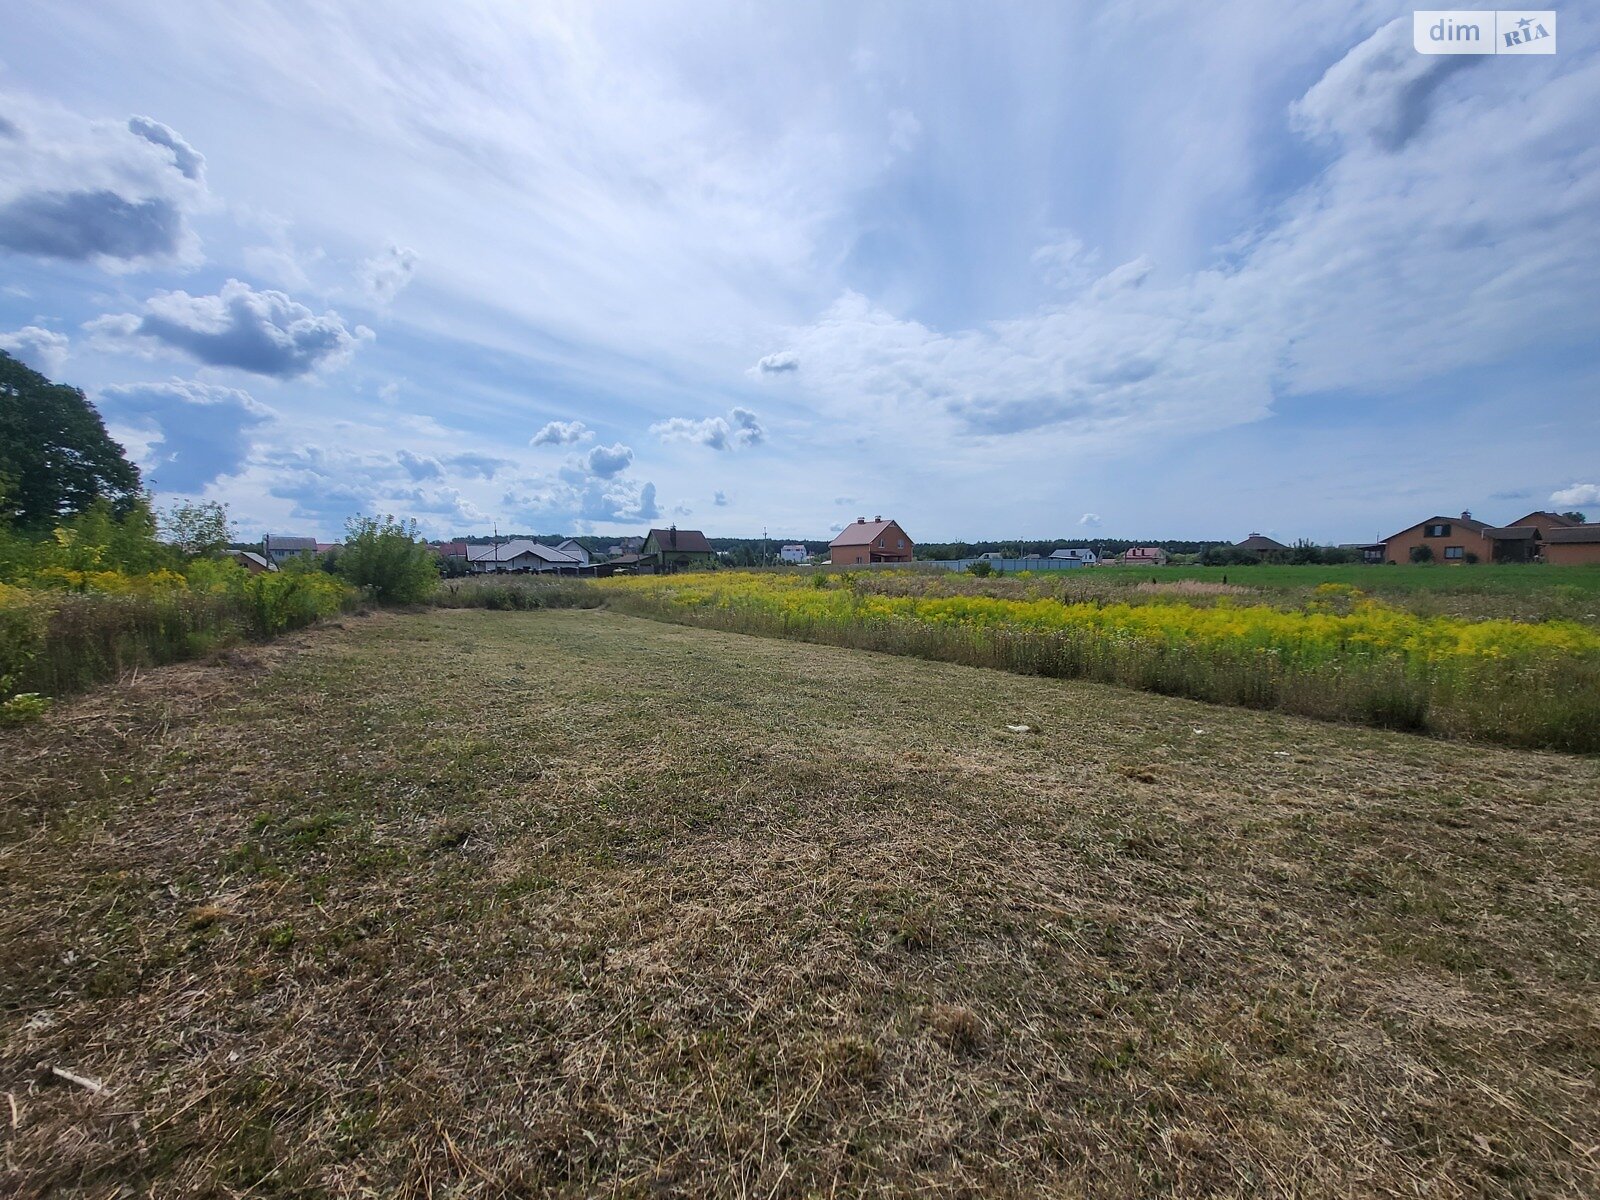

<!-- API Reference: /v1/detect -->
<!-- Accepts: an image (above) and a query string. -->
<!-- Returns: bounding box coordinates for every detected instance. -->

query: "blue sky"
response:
[2,1,1596,542]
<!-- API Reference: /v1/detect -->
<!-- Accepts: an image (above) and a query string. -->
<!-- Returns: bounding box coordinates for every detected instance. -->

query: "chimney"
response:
[857,517,865,524]
[1460,510,1472,520]
[669,524,677,547]
[874,514,882,522]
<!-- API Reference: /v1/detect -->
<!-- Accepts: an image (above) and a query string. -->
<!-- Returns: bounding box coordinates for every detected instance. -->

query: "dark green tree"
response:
[0,350,141,528]
[1561,511,1587,524]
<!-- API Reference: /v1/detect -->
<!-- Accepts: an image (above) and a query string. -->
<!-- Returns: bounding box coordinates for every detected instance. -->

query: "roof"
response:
[435,541,468,556]
[1511,510,1581,528]
[1482,526,1538,541]
[1050,548,1095,558]
[1382,515,1491,542]
[829,518,906,547]
[643,527,714,554]
[607,553,644,564]
[226,550,274,570]
[781,543,807,551]
[264,535,317,550]
[1236,533,1289,552]
[466,540,578,563]
[1125,546,1165,555]
[1546,526,1600,544]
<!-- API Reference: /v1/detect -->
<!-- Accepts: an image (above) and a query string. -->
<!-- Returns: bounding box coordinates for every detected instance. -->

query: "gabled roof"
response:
[467,540,578,563]
[264,535,318,550]
[1382,514,1491,542]
[643,527,714,554]
[1511,510,1581,528]
[226,550,274,571]
[1050,548,1096,558]
[1236,533,1289,552]
[829,518,907,547]
[1546,525,1600,544]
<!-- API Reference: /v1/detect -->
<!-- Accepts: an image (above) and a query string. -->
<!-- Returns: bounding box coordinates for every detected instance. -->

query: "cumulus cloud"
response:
[531,419,592,446]
[98,379,271,493]
[0,97,207,267]
[126,116,205,181]
[397,450,444,480]
[1291,18,1477,151]
[0,325,69,376]
[360,244,418,304]
[1079,513,1102,528]
[445,452,512,480]
[1550,484,1600,508]
[583,442,634,479]
[502,474,659,527]
[86,279,373,377]
[651,406,764,451]
[713,490,729,506]
[756,350,799,373]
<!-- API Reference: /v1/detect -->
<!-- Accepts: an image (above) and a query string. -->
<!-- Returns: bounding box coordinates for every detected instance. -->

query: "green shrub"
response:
[337,515,439,604]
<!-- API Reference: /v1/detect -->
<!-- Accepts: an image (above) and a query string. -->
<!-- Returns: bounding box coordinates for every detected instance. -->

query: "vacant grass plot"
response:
[3,609,1599,1197]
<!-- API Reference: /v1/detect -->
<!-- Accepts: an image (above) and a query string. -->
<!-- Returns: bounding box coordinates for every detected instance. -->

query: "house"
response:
[829,516,913,565]
[225,549,275,575]
[779,543,809,564]
[262,534,317,565]
[1382,511,1543,564]
[1120,546,1169,566]
[435,541,469,559]
[556,538,591,565]
[1049,547,1098,565]
[1234,532,1290,558]
[607,536,645,556]
[466,540,583,573]
[639,526,715,573]
[1544,525,1600,565]
[1508,511,1583,537]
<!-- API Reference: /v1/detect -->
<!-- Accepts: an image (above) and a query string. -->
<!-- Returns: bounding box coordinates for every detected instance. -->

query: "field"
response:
[4,608,1599,1197]
[574,569,1600,752]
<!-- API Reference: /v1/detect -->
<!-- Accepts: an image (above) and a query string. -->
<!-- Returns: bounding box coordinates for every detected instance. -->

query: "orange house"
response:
[1544,526,1600,565]
[829,516,913,565]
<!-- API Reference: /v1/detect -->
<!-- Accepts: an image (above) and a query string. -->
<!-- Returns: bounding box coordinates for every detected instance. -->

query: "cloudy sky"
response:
[2,2,1596,542]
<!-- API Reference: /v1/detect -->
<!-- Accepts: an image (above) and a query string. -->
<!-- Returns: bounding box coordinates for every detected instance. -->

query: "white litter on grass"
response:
[1273,751,1292,757]
[1005,724,1034,734]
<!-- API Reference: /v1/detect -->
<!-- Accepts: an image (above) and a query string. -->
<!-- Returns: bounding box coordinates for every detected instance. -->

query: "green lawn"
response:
[3,609,1598,1196]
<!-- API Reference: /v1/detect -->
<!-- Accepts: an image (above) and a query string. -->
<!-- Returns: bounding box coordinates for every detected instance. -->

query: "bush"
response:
[337,515,439,604]
[241,569,351,635]
[1410,545,1434,564]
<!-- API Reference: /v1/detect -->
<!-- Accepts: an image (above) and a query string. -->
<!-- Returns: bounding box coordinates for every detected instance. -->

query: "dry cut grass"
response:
[2,608,1599,1197]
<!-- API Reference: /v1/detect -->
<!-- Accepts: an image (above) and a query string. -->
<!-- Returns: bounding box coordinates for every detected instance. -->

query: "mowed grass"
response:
[3,608,1599,1198]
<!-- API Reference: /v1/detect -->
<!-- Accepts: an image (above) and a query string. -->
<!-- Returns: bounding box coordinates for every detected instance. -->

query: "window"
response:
[1425,523,1450,537]
[897,538,905,548]
[1444,546,1464,560]
[877,537,884,547]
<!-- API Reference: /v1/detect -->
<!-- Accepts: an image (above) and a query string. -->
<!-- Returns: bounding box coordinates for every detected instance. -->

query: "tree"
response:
[160,500,233,557]
[336,515,439,603]
[1562,511,1587,524]
[0,350,141,528]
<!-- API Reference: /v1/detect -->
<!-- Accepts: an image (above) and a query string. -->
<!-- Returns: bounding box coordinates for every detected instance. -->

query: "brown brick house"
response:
[1544,525,1600,565]
[1383,510,1590,564]
[829,516,913,565]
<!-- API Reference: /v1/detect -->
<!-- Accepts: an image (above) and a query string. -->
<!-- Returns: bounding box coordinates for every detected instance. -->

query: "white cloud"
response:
[1550,484,1600,508]
[531,419,592,447]
[98,379,272,493]
[755,350,799,373]
[582,442,634,479]
[651,406,764,450]
[0,95,208,268]
[1079,512,1102,528]
[86,280,373,377]
[360,243,418,304]
[0,325,69,376]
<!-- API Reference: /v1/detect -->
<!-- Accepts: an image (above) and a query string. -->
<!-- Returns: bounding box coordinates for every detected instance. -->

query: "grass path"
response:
[3,609,1598,1197]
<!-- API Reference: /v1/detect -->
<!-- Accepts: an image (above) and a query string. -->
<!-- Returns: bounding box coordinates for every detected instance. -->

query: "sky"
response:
[1,1,1597,544]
